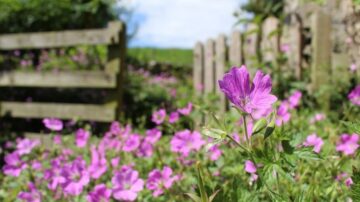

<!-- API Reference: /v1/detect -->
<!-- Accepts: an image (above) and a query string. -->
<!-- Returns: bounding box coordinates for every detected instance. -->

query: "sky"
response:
[119,0,246,48]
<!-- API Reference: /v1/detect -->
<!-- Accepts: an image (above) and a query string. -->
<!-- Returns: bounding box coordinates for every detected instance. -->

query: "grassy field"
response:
[128,48,193,67]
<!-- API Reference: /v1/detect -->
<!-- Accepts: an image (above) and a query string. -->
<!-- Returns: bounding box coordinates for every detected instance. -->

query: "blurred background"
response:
[0,0,359,137]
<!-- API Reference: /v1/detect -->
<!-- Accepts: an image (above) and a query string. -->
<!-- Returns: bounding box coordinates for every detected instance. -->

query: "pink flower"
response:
[276,101,291,126]
[146,166,179,197]
[16,138,40,155]
[280,44,290,53]
[43,118,63,131]
[336,134,359,155]
[152,109,166,125]
[309,113,326,124]
[3,152,27,177]
[244,160,256,174]
[170,130,206,157]
[288,90,302,109]
[178,102,193,115]
[53,135,62,145]
[348,85,360,106]
[75,129,90,148]
[18,183,41,202]
[169,112,180,123]
[303,133,324,153]
[123,134,141,152]
[218,66,277,114]
[350,63,357,72]
[208,145,222,161]
[112,166,144,201]
[145,128,162,144]
[87,184,112,202]
[62,157,90,196]
[88,146,107,179]
[111,157,120,168]
[336,173,354,187]
[345,177,353,187]
[137,141,154,157]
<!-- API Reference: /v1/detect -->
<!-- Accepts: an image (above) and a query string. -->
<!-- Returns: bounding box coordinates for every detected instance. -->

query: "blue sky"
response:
[119,0,246,48]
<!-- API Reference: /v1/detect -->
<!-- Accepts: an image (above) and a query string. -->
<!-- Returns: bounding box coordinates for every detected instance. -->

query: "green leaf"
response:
[294,149,322,161]
[351,167,360,201]
[185,193,201,202]
[281,140,294,154]
[196,162,209,202]
[209,189,220,202]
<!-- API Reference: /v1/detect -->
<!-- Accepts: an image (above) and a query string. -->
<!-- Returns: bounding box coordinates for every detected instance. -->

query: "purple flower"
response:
[146,166,179,197]
[178,102,193,115]
[288,90,302,109]
[244,160,256,174]
[145,128,162,144]
[348,85,360,106]
[218,66,277,114]
[208,145,222,161]
[336,134,359,155]
[53,135,62,145]
[152,109,166,125]
[112,165,144,201]
[303,133,324,153]
[87,184,112,202]
[170,130,205,157]
[18,182,41,202]
[44,159,66,190]
[43,118,63,131]
[275,101,291,126]
[111,157,120,168]
[123,134,141,152]
[309,113,326,124]
[345,177,354,187]
[350,63,357,72]
[16,138,40,155]
[75,129,90,148]
[88,146,107,179]
[62,157,90,196]
[137,141,154,157]
[169,112,180,123]
[3,152,27,177]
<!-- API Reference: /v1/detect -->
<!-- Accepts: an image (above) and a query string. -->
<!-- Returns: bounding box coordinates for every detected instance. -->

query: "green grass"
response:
[128,48,193,67]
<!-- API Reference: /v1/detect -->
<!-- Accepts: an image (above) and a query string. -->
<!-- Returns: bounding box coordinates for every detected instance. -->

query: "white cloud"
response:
[120,0,245,48]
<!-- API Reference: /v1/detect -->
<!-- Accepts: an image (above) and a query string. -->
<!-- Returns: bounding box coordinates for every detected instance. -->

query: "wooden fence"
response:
[0,21,126,123]
[193,1,359,112]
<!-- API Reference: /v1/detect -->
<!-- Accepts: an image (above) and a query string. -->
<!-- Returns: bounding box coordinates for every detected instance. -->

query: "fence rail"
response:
[0,21,126,123]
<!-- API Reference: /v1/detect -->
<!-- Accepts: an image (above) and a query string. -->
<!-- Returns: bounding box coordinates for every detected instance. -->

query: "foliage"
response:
[0,0,121,33]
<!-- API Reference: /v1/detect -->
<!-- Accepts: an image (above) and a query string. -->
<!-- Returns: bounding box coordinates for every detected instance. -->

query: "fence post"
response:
[244,23,258,72]
[204,39,215,93]
[215,34,227,113]
[105,22,126,120]
[311,9,331,109]
[229,31,243,67]
[193,42,204,94]
[262,17,280,63]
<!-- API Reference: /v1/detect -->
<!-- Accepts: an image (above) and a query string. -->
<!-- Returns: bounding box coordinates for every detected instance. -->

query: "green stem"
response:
[226,134,249,153]
[242,115,251,148]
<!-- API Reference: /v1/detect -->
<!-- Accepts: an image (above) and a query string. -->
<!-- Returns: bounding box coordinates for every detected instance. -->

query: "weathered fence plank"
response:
[229,31,243,66]
[193,42,204,94]
[204,39,215,93]
[0,71,116,88]
[215,34,227,112]
[0,102,116,122]
[243,23,258,68]
[0,22,123,50]
[311,8,332,108]
[262,17,280,63]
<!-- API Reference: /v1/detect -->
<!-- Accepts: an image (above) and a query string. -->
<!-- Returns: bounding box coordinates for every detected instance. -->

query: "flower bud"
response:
[264,118,275,139]
[202,127,227,139]
[252,118,267,135]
